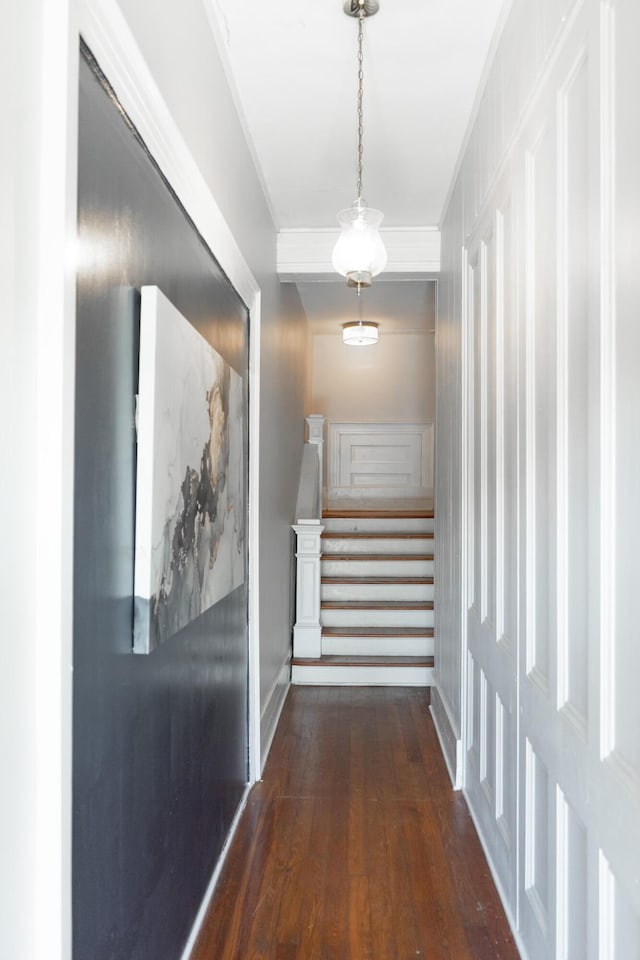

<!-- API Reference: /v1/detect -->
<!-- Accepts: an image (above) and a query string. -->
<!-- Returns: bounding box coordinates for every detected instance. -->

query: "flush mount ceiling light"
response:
[342,321,379,345]
[342,286,379,345]
[332,0,387,290]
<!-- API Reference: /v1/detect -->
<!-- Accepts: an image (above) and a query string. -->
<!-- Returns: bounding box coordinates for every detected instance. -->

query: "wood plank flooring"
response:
[192,687,520,960]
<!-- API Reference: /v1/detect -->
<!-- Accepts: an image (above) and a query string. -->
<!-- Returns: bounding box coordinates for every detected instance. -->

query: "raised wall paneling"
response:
[598,4,640,938]
[479,670,496,809]
[481,227,498,632]
[599,850,640,960]
[557,44,590,735]
[466,652,479,776]
[463,251,482,610]
[463,194,519,908]
[499,193,518,656]
[518,25,595,959]
[326,421,434,498]
[495,693,513,852]
[525,116,558,696]
[610,0,640,792]
[433,212,465,760]
[524,739,551,942]
[555,789,588,960]
[598,0,617,771]
[613,878,640,960]
[438,4,640,958]
[599,854,616,960]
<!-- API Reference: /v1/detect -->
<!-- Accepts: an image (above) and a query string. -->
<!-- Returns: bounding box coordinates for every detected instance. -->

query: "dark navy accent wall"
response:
[73,50,249,960]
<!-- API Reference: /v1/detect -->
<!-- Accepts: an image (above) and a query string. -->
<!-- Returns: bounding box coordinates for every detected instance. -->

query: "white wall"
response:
[434,0,640,957]
[0,13,39,955]
[311,331,435,423]
[0,1,309,957]
[1,3,77,958]
[308,279,436,427]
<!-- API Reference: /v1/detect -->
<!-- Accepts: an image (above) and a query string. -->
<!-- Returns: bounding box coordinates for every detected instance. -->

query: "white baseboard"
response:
[430,685,463,790]
[260,662,290,772]
[431,681,529,957]
[463,788,530,960]
[179,782,251,960]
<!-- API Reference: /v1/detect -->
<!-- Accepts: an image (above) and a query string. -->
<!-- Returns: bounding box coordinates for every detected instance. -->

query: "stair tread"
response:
[322,600,434,610]
[322,553,434,561]
[292,655,435,667]
[322,626,434,637]
[315,506,436,681]
[322,576,434,584]
[321,531,433,539]
[323,510,434,519]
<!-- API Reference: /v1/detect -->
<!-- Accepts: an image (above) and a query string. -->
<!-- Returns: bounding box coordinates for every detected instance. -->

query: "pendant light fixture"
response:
[342,285,379,345]
[332,0,387,290]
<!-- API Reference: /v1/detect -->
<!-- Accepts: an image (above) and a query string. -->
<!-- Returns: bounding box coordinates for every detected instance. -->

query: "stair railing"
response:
[292,415,325,659]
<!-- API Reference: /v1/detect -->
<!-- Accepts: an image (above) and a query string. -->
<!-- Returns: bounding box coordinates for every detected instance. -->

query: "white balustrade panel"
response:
[327,421,434,499]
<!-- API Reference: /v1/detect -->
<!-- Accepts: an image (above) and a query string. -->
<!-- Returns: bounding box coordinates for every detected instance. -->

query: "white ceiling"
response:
[209,0,506,332]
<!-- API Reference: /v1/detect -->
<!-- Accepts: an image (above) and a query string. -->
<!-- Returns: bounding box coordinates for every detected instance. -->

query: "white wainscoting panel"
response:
[327,421,434,499]
[610,0,640,796]
[436,1,640,958]
[555,787,588,960]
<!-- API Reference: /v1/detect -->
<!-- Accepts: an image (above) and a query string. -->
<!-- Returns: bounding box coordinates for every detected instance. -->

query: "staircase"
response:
[291,507,435,685]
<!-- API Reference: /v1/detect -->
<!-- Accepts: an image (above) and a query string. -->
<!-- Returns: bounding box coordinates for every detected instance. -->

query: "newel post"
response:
[292,523,324,658]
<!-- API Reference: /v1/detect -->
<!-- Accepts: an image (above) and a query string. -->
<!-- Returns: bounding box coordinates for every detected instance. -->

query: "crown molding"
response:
[277,227,440,280]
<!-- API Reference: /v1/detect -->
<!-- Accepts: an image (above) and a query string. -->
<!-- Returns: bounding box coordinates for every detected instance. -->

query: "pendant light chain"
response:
[356,11,365,202]
[332,0,386,295]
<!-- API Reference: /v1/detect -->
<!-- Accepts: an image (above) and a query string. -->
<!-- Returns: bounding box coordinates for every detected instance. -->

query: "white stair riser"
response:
[323,517,434,534]
[322,634,435,657]
[322,558,434,578]
[321,607,434,629]
[322,536,434,555]
[291,664,434,686]
[321,581,434,602]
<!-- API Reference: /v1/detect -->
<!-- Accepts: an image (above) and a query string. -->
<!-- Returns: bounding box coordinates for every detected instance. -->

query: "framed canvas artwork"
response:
[134,285,245,653]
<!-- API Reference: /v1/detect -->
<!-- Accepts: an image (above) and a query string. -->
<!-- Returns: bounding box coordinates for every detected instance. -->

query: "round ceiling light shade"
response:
[332,203,388,288]
[342,321,379,346]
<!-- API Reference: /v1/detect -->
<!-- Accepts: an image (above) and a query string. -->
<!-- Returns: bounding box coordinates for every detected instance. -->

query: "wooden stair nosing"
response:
[322,509,434,519]
[321,531,434,540]
[321,575,434,585]
[322,626,434,637]
[321,600,434,611]
[321,553,435,562]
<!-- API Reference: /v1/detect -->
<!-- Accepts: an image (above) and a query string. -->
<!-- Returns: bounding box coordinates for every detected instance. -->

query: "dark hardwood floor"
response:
[192,687,520,960]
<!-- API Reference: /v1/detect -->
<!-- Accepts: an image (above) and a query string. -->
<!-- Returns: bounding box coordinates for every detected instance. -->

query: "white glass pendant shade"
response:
[342,321,379,345]
[332,203,388,287]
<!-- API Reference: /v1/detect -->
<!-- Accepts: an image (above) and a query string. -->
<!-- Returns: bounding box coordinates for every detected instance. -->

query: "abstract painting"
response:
[134,286,244,653]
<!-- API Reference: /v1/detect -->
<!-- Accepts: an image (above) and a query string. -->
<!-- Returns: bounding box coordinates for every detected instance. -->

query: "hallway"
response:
[192,688,520,959]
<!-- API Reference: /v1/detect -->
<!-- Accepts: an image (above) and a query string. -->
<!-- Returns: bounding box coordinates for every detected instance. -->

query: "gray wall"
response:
[74,53,249,960]
[114,0,308,745]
